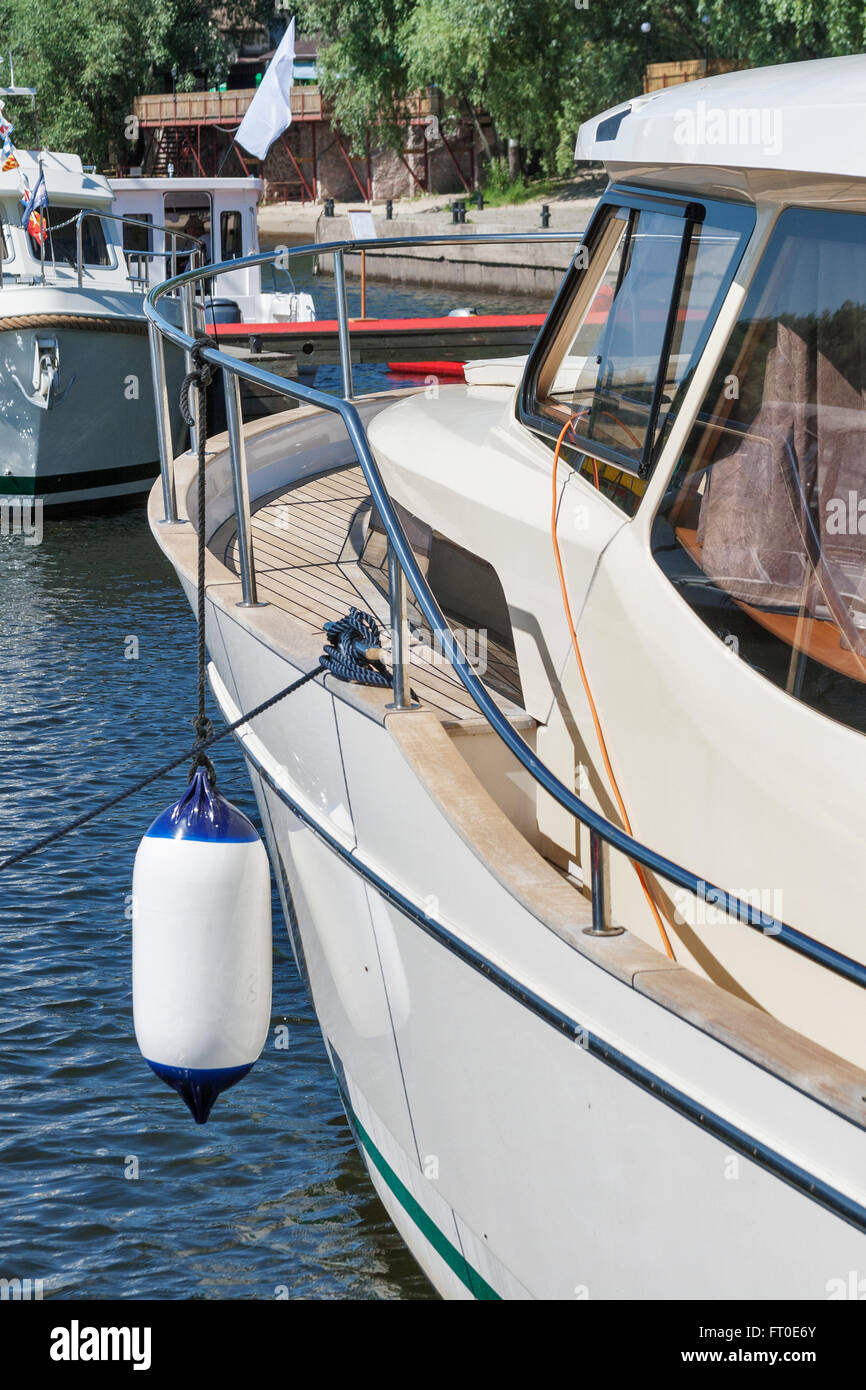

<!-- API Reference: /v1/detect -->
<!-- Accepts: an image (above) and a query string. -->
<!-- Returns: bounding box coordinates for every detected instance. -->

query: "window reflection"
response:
[653,207,866,735]
[525,195,753,516]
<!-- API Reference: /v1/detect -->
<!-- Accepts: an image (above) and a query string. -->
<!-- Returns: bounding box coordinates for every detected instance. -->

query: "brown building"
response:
[131,33,493,202]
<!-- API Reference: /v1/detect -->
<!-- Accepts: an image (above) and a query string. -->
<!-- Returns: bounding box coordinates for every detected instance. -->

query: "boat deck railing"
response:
[144,234,866,991]
[75,210,205,292]
[0,209,204,293]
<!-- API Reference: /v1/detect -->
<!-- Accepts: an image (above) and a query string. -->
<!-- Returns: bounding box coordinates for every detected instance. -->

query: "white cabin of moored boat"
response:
[109,174,315,323]
[0,149,129,291]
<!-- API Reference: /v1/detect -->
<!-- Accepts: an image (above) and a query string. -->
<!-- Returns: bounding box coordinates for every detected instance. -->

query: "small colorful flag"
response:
[20,169,48,243]
[2,136,19,172]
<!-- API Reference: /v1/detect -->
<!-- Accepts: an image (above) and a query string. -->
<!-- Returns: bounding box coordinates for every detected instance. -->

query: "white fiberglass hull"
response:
[205,653,866,1300]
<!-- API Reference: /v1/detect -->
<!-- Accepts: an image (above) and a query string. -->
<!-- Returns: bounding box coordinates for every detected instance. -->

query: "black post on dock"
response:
[540,204,551,228]
[324,198,335,218]
[385,199,393,220]
[475,190,484,211]
[451,202,460,225]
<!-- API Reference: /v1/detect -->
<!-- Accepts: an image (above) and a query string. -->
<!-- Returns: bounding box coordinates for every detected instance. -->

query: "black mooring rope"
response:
[0,346,402,874]
[0,664,323,874]
[179,335,217,785]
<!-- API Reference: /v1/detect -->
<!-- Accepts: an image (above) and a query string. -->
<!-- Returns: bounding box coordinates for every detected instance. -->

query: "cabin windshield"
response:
[28,206,111,266]
[523,193,753,515]
[653,206,866,735]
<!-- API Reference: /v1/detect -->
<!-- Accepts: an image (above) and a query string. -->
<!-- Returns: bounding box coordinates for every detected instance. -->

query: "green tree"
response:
[0,0,227,165]
[296,0,415,153]
[299,0,866,181]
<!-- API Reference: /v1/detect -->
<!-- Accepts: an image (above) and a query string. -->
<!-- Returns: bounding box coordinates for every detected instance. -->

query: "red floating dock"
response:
[206,312,547,368]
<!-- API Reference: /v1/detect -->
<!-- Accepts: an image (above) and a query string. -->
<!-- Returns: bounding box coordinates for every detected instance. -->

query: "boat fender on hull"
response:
[132,768,272,1123]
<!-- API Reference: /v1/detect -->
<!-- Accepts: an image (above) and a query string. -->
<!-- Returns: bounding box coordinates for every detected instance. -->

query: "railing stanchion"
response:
[334,248,354,399]
[147,319,180,525]
[223,367,265,608]
[386,543,419,711]
[76,215,84,288]
[584,831,624,938]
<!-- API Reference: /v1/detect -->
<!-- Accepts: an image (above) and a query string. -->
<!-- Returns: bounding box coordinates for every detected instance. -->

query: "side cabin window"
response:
[122,213,153,282]
[0,212,13,261]
[652,207,866,736]
[28,206,110,266]
[220,210,243,260]
[520,192,754,516]
[122,213,152,255]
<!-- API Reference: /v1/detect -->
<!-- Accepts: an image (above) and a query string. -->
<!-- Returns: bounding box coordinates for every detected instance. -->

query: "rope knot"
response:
[190,713,216,785]
[180,335,216,428]
[321,608,392,688]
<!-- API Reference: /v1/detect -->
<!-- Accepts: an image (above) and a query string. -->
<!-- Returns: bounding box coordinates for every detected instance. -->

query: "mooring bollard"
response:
[541,204,551,228]
[324,197,335,218]
[475,190,484,211]
[385,199,393,220]
[451,202,460,225]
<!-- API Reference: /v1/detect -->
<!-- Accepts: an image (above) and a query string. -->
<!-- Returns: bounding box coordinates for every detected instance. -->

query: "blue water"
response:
[0,263,550,1300]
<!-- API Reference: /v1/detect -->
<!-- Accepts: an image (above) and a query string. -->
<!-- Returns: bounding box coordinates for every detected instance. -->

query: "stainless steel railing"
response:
[144,233,866,990]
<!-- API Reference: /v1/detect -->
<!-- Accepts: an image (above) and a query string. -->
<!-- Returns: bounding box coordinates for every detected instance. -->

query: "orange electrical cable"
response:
[551,414,676,960]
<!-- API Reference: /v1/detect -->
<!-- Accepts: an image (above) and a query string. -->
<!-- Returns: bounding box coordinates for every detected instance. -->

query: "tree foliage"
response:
[298,0,866,176]
[1,0,864,172]
[0,0,235,164]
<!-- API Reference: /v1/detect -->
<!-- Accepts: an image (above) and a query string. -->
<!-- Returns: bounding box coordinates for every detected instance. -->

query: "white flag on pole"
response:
[236,17,296,159]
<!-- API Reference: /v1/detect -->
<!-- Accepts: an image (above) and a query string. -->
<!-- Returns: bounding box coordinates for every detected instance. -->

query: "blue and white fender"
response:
[132,768,272,1123]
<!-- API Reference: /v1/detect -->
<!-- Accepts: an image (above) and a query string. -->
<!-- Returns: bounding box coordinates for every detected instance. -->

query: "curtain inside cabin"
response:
[652,206,866,733]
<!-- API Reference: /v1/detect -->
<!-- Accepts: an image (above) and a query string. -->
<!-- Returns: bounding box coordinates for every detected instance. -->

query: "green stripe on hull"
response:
[351,1109,502,1300]
[0,460,159,496]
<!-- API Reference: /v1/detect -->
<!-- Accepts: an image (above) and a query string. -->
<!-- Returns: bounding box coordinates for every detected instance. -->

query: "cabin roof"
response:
[110,176,263,199]
[575,55,866,180]
[0,149,113,205]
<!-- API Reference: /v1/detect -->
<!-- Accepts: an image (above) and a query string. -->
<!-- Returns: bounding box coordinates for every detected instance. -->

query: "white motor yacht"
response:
[145,56,866,1299]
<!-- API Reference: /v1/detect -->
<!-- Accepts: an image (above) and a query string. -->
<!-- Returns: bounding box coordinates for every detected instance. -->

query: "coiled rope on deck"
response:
[322,608,391,687]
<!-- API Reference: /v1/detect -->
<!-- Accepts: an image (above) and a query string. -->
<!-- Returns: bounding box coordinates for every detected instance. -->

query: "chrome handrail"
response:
[75,209,204,290]
[143,233,866,991]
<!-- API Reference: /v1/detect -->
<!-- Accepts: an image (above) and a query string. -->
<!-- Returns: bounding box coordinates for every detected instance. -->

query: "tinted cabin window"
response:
[122,213,152,255]
[30,207,110,265]
[0,215,12,260]
[121,213,152,280]
[523,196,753,515]
[220,210,243,260]
[652,207,866,736]
[164,194,212,270]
